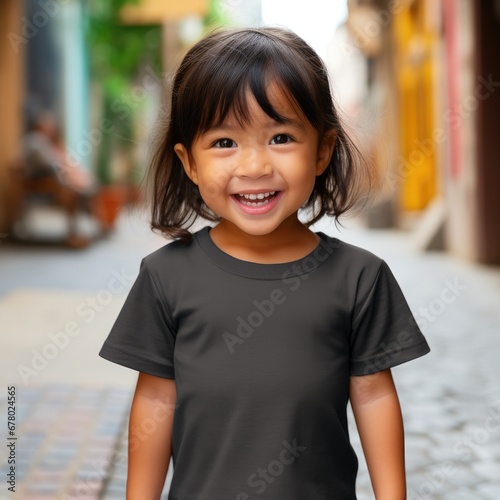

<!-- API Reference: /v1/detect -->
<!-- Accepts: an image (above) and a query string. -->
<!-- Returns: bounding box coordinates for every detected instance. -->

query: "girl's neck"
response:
[208,216,320,264]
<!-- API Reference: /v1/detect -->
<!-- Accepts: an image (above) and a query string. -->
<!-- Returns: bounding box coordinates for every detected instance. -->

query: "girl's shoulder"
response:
[318,233,400,295]
[322,233,385,271]
[142,233,198,271]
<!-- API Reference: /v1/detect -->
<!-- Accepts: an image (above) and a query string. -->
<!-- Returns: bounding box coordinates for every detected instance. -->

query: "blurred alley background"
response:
[0,0,499,498]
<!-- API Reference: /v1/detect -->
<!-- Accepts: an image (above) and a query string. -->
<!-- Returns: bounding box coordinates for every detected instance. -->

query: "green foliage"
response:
[86,0,162,96]
[203,0,233,30]
[85,0,161,184]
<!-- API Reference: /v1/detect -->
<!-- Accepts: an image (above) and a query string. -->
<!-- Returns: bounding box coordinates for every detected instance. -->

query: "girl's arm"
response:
[127,372,177,500]
[349,368,406,500]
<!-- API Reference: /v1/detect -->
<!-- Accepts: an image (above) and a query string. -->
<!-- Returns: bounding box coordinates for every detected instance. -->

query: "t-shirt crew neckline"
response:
[195,225,337,280]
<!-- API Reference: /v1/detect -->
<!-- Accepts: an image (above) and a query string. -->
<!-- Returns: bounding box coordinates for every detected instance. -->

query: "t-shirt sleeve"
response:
[98,258,176,379]
[349,259,430,376]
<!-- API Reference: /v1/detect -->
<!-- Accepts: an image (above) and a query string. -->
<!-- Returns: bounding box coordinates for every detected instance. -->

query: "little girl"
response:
[99,27,430,500]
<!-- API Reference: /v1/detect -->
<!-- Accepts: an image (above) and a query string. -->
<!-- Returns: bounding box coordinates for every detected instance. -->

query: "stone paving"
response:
[1,212,499,499]
[0,385,131,500]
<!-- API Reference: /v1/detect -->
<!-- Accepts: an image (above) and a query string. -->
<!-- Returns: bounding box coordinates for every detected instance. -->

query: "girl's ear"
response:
[315,131,337,176]
[174,143,198,185]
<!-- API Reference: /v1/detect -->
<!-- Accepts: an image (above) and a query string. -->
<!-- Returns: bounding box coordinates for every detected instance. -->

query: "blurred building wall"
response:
[0,1,24,234]
[22,0,89,165]
[0,0,90,234]
[25,0,62,120]
[468,0,500,264]
[343,0,500,264]
[442,0,500,264]
[442,0,478,261]
[59,1,90,170]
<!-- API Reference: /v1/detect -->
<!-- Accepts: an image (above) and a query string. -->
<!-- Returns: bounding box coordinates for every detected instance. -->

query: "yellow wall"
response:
[392,0,438,210]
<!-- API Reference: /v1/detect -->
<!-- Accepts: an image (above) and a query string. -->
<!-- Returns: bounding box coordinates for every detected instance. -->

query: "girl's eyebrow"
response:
[273,116,306,131]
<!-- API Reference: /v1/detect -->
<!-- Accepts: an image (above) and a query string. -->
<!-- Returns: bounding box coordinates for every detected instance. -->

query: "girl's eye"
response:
[270,134,293,145]
[213,138,236,148]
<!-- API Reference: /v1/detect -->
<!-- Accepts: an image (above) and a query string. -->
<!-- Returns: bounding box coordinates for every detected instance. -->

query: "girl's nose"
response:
[235,147,272,178]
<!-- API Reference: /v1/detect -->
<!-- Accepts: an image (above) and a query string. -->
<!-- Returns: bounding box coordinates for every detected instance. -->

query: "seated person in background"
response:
[22,111,97,193]
[19,111,106,247]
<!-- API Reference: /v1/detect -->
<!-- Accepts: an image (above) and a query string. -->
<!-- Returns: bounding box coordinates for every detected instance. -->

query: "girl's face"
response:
[174,83,335,238]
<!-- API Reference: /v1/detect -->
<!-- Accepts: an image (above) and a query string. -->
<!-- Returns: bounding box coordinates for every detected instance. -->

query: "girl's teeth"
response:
[234,191,278,206]
[237,191,276,200]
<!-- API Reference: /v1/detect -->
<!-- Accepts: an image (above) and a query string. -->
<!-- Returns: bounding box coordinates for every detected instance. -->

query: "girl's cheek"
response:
[214,152,241,177]
[200,167,232,201]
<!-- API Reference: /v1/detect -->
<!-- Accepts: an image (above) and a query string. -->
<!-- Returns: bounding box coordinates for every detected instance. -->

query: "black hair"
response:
[147,26,372,243]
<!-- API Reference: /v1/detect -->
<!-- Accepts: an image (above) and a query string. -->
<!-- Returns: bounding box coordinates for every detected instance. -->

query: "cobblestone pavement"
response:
[1,213,499,499]
[0,385,131,500]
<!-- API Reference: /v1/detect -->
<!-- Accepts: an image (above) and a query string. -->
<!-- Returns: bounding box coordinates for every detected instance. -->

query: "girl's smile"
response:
[230,190,283,214]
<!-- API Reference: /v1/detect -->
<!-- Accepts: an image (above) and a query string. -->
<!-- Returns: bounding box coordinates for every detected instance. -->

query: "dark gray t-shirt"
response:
[99,225,430,499]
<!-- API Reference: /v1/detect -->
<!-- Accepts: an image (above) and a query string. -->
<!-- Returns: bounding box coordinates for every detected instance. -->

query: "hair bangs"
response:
[194,64,293,138]
[178,31,320,145]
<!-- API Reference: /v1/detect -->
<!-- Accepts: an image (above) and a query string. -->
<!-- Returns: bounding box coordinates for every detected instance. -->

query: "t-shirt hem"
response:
[349,338,431,376]
[99,343,175,379]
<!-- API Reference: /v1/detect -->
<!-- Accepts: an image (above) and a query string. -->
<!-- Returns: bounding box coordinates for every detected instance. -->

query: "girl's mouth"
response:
[230,191,283,215]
